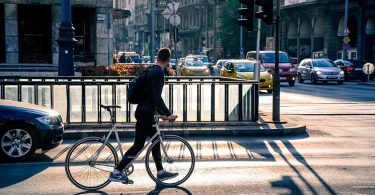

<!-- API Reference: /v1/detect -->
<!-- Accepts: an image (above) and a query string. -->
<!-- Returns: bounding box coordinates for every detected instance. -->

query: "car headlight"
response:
[316,71,323,75]
[339,70,344,75]
[36,116,59,125]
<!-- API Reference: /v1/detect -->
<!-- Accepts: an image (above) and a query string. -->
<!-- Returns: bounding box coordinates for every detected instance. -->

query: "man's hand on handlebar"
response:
[162,114,177,122]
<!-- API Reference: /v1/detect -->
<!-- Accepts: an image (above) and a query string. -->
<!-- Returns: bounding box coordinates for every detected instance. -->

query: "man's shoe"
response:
[108,172,128,183]
[157,171,179,181]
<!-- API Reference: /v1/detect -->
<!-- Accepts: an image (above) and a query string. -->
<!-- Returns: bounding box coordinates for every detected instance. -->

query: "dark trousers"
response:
[116,108,163,172]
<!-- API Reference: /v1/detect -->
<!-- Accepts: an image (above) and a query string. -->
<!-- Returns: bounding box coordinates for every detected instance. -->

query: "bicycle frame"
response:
[90,120,170,172]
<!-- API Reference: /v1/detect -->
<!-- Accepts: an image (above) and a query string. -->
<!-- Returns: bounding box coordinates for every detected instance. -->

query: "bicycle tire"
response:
[65,137,119,190]
[145,135,195,186]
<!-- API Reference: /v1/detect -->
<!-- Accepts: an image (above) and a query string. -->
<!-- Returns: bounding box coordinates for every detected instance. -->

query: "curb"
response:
[63,124,307,140]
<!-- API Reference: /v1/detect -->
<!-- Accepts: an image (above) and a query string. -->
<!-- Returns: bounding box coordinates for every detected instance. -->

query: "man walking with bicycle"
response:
[109,48,178,183]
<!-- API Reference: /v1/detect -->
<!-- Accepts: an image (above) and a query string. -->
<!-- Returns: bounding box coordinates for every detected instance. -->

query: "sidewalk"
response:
[63,111,306,140]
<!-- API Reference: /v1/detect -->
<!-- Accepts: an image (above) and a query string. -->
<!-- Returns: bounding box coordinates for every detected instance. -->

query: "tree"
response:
[218,0,267,58]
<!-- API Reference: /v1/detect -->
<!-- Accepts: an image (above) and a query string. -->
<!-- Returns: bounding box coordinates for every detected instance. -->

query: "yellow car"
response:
[221,60,273,93]
[180,60,210,76]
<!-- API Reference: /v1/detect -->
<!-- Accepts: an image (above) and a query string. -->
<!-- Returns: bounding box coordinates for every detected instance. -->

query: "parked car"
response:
[180,59,210,76]
[246,51,296,86]
[297,58,345,84]
[221,59,273,93]
[334,59,374,81]
[0,100,64,160]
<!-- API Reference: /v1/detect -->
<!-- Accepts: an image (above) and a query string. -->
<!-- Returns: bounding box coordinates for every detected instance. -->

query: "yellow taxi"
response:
[220,59,273,93]
[180,59,210,76]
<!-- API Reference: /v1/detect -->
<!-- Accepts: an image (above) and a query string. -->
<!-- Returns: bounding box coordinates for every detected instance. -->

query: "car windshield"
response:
[185,61,205,67]
[235,62,266,72]
[261,53,290,63]
[313,60,337,67]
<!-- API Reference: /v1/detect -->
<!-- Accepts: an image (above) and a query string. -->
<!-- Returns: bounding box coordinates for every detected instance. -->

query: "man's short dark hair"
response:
[157,48,171,63]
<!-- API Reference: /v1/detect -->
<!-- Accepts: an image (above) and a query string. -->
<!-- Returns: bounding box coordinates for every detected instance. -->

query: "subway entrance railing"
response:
[0,76,259,124]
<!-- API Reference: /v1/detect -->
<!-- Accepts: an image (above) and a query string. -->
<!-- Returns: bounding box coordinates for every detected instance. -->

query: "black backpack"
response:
[127,67,150,104]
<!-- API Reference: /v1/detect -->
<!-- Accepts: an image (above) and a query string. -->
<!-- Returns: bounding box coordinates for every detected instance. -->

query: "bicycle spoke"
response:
[145,136,195,186]
[65,138,117,190]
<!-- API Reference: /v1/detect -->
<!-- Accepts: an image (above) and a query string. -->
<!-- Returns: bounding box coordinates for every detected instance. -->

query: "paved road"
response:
[1,81,374,194]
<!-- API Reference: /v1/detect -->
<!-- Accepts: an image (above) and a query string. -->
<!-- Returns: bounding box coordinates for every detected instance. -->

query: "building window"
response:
[0,4,5,63]
[18,5,52,63]
[72,7,96,62]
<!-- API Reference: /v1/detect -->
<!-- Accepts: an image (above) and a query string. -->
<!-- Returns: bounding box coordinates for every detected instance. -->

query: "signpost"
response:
[363,63,375,82]
[163,2,180,76]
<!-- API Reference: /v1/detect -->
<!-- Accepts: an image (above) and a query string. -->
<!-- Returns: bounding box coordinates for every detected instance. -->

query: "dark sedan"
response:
[334,59,374,81]
[0,100,64,160]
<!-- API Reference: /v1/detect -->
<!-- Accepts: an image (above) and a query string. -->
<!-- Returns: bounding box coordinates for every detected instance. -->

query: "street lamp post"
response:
[343,0,349,60]
[151,0,156,63]
[58,0,76,76]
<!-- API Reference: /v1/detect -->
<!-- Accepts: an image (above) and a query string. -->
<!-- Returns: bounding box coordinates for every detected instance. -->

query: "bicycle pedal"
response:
[122,179,134,184]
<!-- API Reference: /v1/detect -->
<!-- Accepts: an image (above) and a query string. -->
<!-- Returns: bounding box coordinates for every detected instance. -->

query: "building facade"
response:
[278,0,375,63]
[113,0,135,53]
[0,0,113,66]
[132,0,224,59]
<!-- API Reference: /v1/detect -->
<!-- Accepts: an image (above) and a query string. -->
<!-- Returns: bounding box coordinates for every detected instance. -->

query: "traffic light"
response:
[238,0,254,31]
[255,0,273,25]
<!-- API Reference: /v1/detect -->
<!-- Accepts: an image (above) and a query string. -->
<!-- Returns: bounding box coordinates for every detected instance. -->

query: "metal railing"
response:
[0,76,259,124]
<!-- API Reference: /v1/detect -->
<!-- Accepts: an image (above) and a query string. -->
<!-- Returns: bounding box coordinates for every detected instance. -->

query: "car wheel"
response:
[298,74,304,83]
[267,89,273,94]
[337,80,344,85]
[311,74,317,84]
[0,124,37,160]
[289,80,295,87]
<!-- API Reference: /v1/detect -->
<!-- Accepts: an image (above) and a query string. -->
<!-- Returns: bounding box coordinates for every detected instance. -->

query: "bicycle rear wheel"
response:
[65,137,118,190]
[145,135,195,186]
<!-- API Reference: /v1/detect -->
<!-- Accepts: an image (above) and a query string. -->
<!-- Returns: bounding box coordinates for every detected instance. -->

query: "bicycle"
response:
[65,104,195,190]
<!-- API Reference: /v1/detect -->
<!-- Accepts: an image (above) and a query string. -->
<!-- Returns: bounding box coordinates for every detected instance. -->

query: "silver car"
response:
[297,58,345,84]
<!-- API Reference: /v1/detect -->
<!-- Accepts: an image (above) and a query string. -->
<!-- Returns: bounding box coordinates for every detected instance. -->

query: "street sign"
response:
[363,63,375,75]
[343,36,351,44]
[342,43,350,50]
[167,2,180,12]
[97,14,106,21]
[344,27,350,35]
[162,8,173,19]
[169,14,181,26]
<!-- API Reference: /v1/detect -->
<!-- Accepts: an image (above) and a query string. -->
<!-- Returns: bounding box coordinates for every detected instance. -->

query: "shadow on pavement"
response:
[147,185,192,195]
[271,175,303,195]
[0,154,53,188]
[268,140,338,195]
[73,190,108,195]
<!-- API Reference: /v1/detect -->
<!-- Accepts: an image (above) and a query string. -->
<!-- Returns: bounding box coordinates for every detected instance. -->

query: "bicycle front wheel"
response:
[145,135,195,186]
[65,137,119,190]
